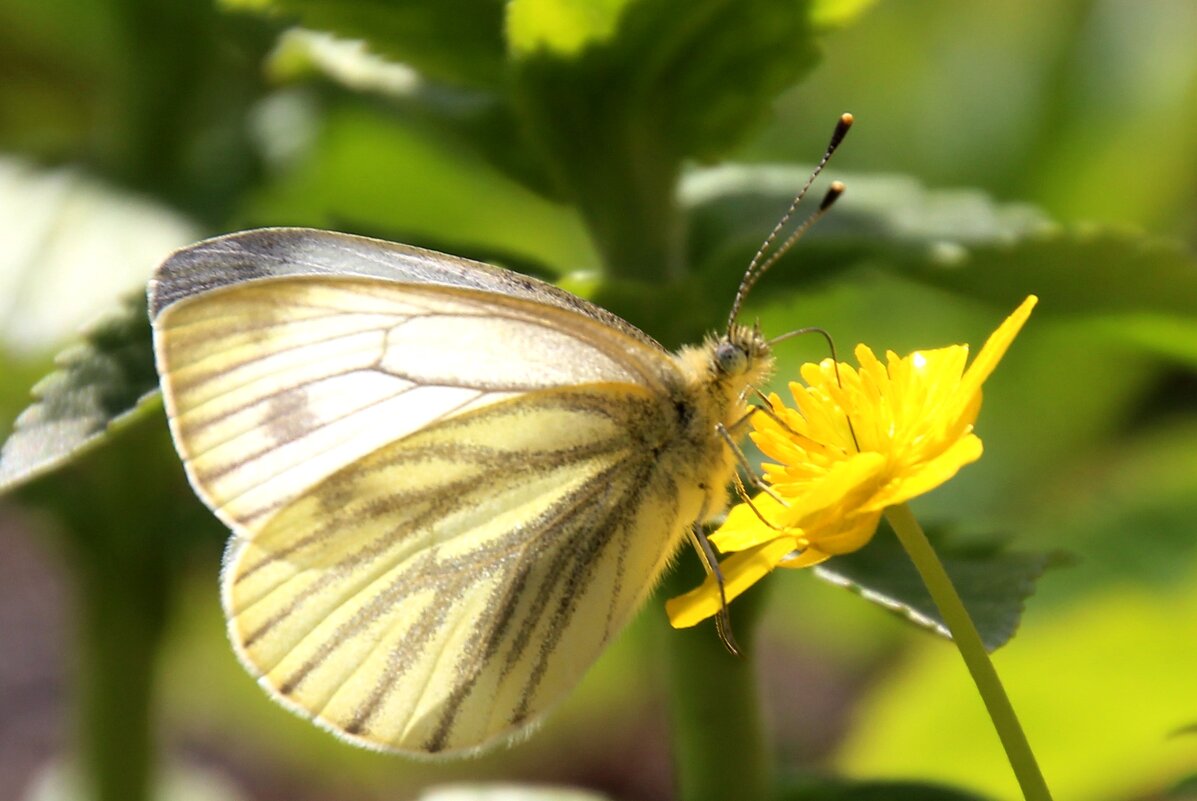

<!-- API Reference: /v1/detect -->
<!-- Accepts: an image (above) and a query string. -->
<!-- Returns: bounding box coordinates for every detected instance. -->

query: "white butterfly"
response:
[150,227,773,754]
[149,116,850,757]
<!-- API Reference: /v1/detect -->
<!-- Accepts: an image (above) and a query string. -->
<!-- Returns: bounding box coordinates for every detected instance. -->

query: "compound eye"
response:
[715,341,748,375]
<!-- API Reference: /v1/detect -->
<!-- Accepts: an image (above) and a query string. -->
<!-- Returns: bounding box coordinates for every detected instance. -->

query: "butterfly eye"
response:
[715,341,749,375]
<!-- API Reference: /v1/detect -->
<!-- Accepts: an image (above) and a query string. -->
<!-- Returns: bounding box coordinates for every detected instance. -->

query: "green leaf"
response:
[238,0,508,90]
[514,0,822,161]
[7,344,224,801]
[1166,773,1197,800]
[809,0,878,30]
[243,103,598,273]
[813,524,1063,652]
[0,293,160,493]
[840,558,1197,799]
[684,164,1049,285]
[262,30,558,198]
[1026,420,1197,600]
[508,0,633,55]
[683,164,1197,363]
[683,164,1052,310]
[510,0,822,277]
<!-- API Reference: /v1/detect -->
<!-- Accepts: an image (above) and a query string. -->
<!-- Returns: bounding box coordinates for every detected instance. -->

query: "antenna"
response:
[726,112,853,333]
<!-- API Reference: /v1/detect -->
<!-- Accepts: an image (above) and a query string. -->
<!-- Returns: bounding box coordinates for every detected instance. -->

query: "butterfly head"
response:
[716,323,770,376]
[699,323,774,403]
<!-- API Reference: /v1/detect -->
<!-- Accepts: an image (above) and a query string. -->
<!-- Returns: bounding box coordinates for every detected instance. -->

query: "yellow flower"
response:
[668,296,1038,628]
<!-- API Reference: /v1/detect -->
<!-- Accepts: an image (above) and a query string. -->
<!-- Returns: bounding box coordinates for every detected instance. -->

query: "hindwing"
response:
[149,229,706,755]
[224,385,689,753]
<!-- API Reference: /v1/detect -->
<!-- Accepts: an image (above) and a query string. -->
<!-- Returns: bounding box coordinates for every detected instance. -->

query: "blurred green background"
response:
[1,1,1196,800]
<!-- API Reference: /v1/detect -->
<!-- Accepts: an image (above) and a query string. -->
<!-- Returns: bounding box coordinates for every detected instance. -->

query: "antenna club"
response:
[820,181,846,211]
[830,113,854,148]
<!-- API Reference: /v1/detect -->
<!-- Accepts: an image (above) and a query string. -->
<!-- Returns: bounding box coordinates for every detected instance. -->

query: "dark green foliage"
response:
[781,774,996,801]
[815,524,1067,652]
[1,1,1195,799]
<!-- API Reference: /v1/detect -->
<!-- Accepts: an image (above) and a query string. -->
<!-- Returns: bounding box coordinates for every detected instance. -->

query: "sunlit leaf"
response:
[839,559,1197,800]
[268,28,427,98]
[512,0,823,169]
[234,0,507,89]
[810,0,878,30]
[506,0,824,275]
[507,0,633,55]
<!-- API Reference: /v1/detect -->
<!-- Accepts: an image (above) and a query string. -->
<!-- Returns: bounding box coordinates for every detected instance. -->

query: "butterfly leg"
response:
[716,419,793,540]
[716,421,784,507]
[686,523,743,657]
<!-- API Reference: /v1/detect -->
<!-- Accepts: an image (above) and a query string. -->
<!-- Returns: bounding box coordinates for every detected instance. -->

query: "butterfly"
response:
[150,116,851,757]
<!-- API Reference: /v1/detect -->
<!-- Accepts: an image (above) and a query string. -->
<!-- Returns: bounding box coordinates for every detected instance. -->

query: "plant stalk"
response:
[75,557,167,801]
[885,503,1053,801]
[661,566,774,801]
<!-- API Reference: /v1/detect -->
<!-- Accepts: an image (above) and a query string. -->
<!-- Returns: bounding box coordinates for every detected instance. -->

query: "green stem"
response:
[661,565,774,801]
[74,557,167,801]
[884,503,1052,801]
[571,121,682,283]
[16,418,186,801]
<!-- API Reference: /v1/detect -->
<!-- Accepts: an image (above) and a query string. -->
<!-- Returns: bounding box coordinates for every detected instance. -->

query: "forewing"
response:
[152,273,679,534]
[224,386,687,754]
[149,228,662,350]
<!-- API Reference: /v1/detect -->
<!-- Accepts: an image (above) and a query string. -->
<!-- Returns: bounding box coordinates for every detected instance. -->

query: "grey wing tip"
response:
[148,227,323,319]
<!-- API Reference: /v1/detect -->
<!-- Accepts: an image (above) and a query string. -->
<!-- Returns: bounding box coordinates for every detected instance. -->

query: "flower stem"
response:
[884,503,1052,801]
[661,565,774,801]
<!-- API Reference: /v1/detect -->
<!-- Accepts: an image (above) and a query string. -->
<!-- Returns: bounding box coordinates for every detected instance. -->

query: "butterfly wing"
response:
[225,383,687,753]
[151,229,701,753]
[151,230,678,535]
[149,227,659,350]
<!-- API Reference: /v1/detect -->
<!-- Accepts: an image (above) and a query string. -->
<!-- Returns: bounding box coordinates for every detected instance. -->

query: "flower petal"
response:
[711,452,887,553]
[798,509,883,556]
[788,453,887,524]
[710,494,791,552]
[665,537,800,628]
[865,433,984,511]
[958,296,1037,401]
